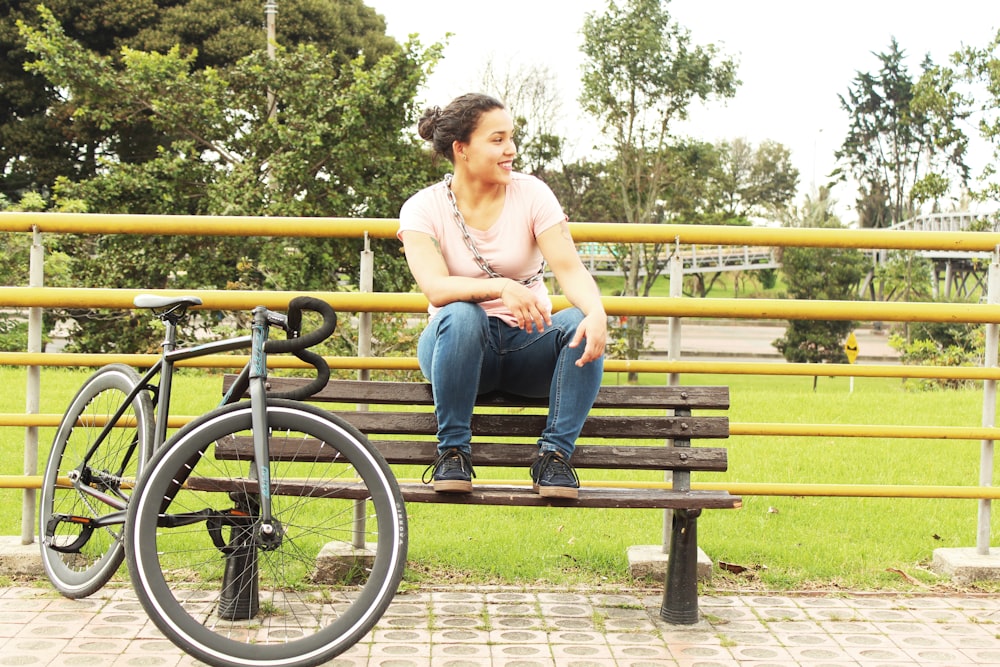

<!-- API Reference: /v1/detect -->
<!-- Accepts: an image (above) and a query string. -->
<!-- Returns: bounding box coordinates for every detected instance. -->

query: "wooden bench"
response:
[221,375,741,624]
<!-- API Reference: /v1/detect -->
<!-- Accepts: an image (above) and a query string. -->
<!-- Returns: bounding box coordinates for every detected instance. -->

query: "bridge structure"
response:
[577,241,779,277]
[578,212,996,300]
[876,212,995,300]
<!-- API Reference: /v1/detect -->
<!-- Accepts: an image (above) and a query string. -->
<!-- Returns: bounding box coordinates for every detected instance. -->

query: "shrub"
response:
[889,321,983,390]
[0,316,28,352]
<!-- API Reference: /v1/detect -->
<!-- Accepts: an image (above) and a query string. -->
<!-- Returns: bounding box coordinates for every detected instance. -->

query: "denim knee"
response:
[552,308,585,340]
[437,301,488,330]
[417,302,488,384]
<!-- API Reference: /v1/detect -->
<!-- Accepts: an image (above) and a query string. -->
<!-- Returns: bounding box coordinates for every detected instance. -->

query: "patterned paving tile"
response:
[4,585,1000,666]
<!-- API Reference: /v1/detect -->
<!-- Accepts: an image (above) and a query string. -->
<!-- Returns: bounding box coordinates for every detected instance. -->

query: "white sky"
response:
[365,0,998,219]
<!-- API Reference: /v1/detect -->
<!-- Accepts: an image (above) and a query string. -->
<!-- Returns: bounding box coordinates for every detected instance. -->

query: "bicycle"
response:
[39,295,408,667]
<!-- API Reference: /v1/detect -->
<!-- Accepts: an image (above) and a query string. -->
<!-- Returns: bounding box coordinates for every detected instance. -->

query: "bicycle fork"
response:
[217,305,282,620]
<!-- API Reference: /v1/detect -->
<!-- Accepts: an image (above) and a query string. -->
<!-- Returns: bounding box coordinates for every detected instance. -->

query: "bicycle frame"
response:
[70,305,274,530]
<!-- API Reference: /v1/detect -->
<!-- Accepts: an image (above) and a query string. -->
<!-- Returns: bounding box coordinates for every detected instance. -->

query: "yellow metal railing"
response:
[1,212,999,535]
[4,211,1000,250]
[2,286,1000,322]
[5,350,1000,382]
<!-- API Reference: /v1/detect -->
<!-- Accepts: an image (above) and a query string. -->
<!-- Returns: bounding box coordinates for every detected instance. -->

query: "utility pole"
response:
[265,1,277,120]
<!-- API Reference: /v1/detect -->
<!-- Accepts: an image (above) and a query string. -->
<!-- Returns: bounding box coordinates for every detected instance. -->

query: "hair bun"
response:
[417,106,442,141]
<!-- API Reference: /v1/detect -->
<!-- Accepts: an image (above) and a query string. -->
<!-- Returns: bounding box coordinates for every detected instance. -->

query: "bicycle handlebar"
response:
[265,296,337,401]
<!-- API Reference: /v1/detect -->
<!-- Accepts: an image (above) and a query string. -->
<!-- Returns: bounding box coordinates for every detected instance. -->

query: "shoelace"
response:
[536,451,579,485]
[421,448,476,484]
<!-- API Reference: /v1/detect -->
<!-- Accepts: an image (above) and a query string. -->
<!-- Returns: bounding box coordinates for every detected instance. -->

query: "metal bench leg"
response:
[660,508,702,625]
[217,524,260,620]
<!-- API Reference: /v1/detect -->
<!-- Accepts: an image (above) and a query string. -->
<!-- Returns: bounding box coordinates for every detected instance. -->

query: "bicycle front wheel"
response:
[126,399,407,667]
[39,363,154,598]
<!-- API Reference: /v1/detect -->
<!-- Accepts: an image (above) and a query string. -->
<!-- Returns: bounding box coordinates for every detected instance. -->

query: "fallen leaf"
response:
[719,561,747,575]
[886,568,925,586]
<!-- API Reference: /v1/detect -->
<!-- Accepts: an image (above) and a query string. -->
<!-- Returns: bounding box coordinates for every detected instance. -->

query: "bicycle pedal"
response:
[44,514,96,554]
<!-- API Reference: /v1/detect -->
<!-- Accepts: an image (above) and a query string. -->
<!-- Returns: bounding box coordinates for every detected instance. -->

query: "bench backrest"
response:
[222,376,730,475]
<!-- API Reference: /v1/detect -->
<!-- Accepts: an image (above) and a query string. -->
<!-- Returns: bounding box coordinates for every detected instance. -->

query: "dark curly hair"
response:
[416,93,505,163]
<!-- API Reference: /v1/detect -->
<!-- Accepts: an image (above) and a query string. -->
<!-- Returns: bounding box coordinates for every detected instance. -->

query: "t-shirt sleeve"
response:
[397,186,439,241]
[525,176,568,238]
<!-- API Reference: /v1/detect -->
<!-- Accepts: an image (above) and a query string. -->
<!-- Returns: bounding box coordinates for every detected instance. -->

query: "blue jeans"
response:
[416,302,604,459]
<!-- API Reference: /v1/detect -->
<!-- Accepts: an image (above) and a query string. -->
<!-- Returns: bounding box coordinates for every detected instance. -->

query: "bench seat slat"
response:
[183,477,740,510]
[326,411,729,440]
[214,438,729,471]
[231,376,730,410]
[396,484,743,510]
[374,441,728,470]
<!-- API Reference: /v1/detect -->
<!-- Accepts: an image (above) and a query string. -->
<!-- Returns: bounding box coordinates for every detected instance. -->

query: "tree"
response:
[955,29,1000,204]
[707,138,799,224]
[579,0,738,378]
[875,252,933,303]
[539,158,624,226]
[835,38,970,228]
[1,0,399,200]
[18,5,441,352]
[773,189,868,385]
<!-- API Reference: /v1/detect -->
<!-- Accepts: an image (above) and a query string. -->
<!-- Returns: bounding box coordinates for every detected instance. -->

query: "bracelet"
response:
[500,279,512,298]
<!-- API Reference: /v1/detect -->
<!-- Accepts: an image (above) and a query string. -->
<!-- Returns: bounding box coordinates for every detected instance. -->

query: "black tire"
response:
[126,399,407,667]
[39,363,154,598]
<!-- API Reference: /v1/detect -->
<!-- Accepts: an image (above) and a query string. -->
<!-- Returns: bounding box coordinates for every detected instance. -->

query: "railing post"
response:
[352,233,374,550]
[663,240,682,553]
[358,232,373,382]
[977,247,999,555]
[23,226,44,545]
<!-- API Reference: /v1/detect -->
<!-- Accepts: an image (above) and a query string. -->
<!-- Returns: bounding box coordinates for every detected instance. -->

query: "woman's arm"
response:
[536,222,607,366]
[400,229,551,332]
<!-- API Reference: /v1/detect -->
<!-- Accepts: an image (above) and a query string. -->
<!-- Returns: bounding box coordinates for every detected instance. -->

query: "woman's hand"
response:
[569,309,607,366]
[499,279,551,333]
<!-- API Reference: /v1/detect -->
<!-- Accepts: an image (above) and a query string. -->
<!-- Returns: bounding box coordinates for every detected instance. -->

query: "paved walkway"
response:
[647,322,899,362]
[2,584,1000,666]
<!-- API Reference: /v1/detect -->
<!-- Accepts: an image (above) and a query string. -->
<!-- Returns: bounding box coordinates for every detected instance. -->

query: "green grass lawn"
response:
[2,365,997,593]
[595,271,786,299]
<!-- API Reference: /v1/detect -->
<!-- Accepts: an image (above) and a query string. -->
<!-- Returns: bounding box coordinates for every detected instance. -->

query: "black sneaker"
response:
[530,450,580,499]
[422,448,475,494]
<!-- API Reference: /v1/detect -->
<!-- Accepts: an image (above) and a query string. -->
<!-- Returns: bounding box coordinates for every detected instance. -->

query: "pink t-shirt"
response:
[398,173,567,326]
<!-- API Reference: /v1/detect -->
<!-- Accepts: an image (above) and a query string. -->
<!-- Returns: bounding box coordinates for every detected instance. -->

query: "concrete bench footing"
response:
[931,547,1000,584]
[313,541,377,583]
[627,544,712,582]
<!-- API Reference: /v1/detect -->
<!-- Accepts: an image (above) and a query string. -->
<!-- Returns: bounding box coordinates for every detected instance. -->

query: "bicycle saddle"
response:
[133,295,203,310]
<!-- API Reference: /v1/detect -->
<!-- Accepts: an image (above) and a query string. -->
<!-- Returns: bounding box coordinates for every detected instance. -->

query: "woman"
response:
[397,93,606,500]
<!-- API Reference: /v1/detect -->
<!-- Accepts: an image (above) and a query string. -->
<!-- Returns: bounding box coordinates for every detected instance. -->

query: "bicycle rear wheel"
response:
[126,399,407,667]
[39,363,154,598]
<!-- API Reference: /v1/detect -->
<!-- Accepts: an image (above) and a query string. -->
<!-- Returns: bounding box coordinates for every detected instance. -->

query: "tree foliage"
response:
[14,3,441,353]
[889,320,982,390]
[954,28,1000,204]
[773,189,868,368]
[1,0,400,200]
[835,38,970,227]
[707,138,799,223]
[579,0,738,378]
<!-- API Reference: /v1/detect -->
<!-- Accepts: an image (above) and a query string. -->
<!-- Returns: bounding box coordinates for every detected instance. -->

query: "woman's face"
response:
[456,107,517,184]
